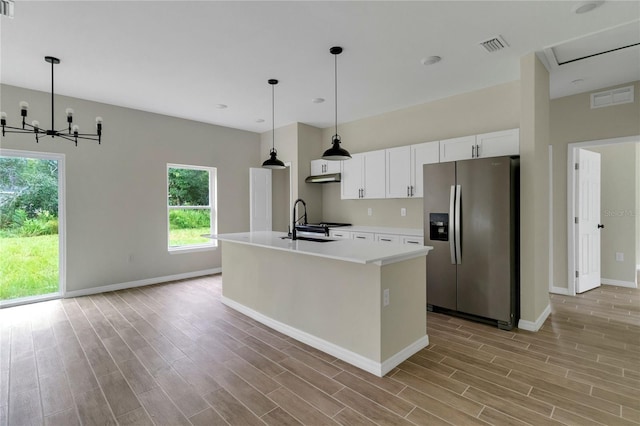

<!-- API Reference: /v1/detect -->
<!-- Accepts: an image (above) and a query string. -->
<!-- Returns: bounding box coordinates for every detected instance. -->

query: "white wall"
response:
[1,84,260,293]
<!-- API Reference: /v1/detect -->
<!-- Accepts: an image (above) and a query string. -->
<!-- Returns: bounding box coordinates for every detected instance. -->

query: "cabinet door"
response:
[363,150,386,199]
[310,159,324,175]
[385,146,411,198]
[341,153,363,199]
[402,236,424,245]
[439,135,476,162]
[411,141,440,198]
[325,160,341,174]
[329,230,351,239]
[476,128,519,158]
[376,233,400,243]
[351,232,374,241]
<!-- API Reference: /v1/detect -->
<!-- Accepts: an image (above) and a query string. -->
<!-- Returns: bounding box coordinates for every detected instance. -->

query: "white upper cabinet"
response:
[363,150,386,199]
[385,141,439,198]
[341,153,364,199]
[439,135,476,162]
[310,159,341,175]
[411,141,440,198]
[440,129,519,162]
[385,146,412,198]
[475,128,519,158]
[341,150,386,199]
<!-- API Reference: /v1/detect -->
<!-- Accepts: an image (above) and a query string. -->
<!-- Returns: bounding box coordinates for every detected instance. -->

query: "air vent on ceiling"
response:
[1,0,14,18]
[479,35,509,53]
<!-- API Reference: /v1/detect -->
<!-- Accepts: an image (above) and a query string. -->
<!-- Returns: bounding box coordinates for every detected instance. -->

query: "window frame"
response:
[166,163,217,253]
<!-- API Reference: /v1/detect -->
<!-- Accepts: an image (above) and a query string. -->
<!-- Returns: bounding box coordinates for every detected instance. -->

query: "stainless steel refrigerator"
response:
[423,156,519,330]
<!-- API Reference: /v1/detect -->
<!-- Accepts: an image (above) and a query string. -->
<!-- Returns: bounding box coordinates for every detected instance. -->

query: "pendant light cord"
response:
[334,52,338,138]
[272,83,275,151]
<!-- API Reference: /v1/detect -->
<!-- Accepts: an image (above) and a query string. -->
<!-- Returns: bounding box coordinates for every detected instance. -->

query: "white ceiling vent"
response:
[590,85,634,109]
[479,35,509,53]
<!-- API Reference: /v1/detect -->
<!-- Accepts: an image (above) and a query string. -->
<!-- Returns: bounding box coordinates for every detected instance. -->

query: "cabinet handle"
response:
[407,186,410,197]
[476,144,480,157]
[356,236,366,239]
[471,145,475,158]
[410,185,414,197]
[381,238,391,242]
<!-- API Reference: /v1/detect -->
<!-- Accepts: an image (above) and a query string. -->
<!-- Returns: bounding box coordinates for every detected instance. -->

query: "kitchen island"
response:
[214,231,432,377]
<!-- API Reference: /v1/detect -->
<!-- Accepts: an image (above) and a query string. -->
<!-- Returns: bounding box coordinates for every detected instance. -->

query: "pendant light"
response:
[322,46,351,161]
[262,79,286,169]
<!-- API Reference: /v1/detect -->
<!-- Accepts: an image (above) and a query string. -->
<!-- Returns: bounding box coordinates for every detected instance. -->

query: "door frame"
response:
[0,148,66,307]
[567,135,638,296]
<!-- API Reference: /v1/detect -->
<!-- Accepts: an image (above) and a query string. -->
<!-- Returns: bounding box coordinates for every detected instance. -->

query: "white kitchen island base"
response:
[217,232,431,377]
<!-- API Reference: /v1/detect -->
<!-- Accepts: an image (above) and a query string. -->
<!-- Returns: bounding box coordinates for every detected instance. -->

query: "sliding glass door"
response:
[0,149,65,306]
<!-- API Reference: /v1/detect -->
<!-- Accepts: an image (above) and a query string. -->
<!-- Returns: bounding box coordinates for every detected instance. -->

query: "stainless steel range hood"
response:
[304,173,341,184]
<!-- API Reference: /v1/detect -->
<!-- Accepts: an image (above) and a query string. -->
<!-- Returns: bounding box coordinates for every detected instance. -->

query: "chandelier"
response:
[1,56,103,146]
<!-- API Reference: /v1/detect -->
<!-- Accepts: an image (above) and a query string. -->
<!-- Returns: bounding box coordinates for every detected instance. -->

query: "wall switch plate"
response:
[401,208,407,217]
[383,289,390,307]
[367,207,373,216]
[616,252,624,262]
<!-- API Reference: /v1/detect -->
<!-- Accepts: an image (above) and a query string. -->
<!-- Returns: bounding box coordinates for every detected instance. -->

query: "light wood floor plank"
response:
[1,277,638,425]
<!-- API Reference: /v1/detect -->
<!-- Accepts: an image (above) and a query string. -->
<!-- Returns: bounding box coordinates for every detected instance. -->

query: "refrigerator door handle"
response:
[449,185,456,264]
[455,184,462,264]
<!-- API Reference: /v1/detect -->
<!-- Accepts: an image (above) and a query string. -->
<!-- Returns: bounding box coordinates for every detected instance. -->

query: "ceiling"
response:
[1,1,639,134]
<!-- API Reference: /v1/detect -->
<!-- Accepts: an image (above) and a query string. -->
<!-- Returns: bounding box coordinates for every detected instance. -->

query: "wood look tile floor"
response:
[1,274,639,425]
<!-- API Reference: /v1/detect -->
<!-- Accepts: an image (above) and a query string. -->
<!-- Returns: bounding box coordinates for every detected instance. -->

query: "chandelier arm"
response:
[2,128,42,134]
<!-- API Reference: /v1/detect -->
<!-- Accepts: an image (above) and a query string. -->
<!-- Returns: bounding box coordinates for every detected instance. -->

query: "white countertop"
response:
[212,231,432,265]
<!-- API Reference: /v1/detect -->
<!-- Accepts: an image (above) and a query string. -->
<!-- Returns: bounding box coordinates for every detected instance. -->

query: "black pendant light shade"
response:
[262,148,285,169]
[323,135,351,160]
[322,46,351,161]
[262,79,286,170]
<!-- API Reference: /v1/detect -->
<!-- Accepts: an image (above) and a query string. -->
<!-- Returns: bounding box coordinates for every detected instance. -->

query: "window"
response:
[167,164,217,251]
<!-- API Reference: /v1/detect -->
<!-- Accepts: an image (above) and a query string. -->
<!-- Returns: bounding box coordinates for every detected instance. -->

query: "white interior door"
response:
[575,149,601,293]
[250,168,272,232]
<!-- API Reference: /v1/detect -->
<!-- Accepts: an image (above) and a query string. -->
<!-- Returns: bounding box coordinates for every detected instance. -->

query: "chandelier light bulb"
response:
[65,108,74,117]
[95,116,103,124]
[1,112,6,120]
[19,101,29,110]
[72,125,79,133]
[31,120,39,129]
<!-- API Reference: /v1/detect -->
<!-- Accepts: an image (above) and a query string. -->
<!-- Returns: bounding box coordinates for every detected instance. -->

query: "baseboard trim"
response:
[64,268,221,298]
[549,286,571,295]
[518,303,551,332]
[222,296,428,377]
[601,278,637,289]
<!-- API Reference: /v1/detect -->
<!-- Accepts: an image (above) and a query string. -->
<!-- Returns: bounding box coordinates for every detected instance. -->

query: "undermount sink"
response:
[281,236,336,243]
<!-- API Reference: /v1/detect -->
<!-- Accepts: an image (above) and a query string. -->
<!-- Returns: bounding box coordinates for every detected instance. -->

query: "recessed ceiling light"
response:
[421,56,442,66]
[312,98,325,104]
[215,104,228,109]
[255,118,265,123]
[572,1,604,14]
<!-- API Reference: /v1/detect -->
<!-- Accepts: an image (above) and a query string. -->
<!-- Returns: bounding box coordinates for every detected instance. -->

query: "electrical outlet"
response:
[383,289,390,307]
[401,208,407,217]
[616,252,624,262]
[368,207,372,216]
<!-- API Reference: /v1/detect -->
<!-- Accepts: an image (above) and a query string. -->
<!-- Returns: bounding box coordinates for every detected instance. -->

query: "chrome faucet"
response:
[291,198,307,240]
